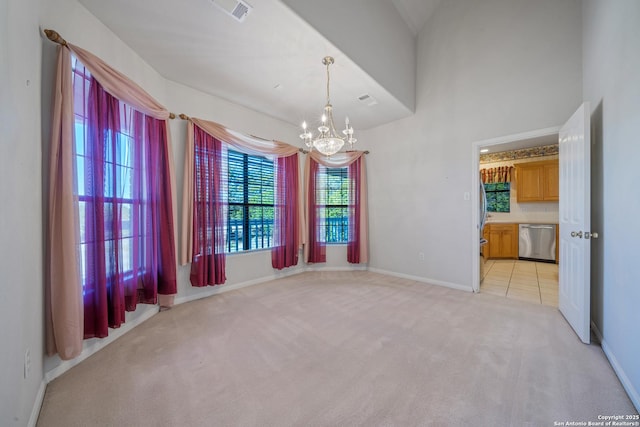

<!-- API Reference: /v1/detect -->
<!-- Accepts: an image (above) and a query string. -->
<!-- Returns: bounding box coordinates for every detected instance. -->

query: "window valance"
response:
[481,166,514,184]
[180,118,303,266]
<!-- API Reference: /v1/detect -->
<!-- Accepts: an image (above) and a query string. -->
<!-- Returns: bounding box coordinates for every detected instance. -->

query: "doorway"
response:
[481,259,559,306]
[471,126,561,305]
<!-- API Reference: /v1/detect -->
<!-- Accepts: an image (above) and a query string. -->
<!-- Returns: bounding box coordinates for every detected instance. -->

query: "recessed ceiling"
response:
[77,0,425,131]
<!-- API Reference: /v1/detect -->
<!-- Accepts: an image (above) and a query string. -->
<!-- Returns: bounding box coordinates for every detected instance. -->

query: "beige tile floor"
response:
[481,259,559,307]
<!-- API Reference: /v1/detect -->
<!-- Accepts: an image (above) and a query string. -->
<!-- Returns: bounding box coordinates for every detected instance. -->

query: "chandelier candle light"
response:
[300,56,357,156]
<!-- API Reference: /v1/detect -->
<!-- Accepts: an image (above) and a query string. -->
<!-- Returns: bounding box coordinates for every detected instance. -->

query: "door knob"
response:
[585,231,599,239]
[571,231,583,238]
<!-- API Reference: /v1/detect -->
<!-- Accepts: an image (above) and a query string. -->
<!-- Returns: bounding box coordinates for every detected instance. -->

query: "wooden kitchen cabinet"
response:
[544,162,559,200]
[515,159,559,202]
[484,223,518,259]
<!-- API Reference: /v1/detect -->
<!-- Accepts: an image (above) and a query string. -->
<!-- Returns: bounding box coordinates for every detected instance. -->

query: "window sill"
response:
[225,247,273,257]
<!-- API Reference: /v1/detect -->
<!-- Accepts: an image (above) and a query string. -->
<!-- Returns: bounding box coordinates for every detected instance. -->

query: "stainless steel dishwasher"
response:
[518,224,556,262]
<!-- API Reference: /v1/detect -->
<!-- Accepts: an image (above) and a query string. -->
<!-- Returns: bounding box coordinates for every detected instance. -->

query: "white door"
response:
[559,102,591,344]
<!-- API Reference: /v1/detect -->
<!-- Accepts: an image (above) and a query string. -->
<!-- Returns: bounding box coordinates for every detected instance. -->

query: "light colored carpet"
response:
[37,271,636,426]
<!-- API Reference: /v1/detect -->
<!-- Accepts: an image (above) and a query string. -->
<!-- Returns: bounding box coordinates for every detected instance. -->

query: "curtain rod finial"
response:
[44,29,67,46]
[179,113,189,121]
[169,113,176,119]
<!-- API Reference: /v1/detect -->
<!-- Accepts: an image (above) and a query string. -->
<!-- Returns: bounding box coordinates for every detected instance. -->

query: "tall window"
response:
[226,150,275,252]
[315,166,349,243]
[73,58,142,287]
[71,57,176,337]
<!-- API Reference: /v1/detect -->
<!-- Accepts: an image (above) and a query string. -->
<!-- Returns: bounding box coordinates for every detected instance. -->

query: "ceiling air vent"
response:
[358,93,378,107]
[210,0,252,23]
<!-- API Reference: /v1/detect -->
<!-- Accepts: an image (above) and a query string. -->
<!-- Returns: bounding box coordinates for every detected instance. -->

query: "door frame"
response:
[470,126,561,292]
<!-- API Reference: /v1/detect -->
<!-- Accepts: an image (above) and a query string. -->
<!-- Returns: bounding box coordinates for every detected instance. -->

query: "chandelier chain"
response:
[326,61,331,105]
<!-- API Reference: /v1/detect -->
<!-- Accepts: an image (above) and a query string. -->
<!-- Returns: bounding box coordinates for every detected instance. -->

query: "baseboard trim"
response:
[591,320,639,411]
[304,265,368,272]
[599,337,640,413]
[367,267,473,292]
[174,267,304,306]
[174,265,373,305]
[27,379,47,427]
[44,307,158,384]
[591,320,603,343]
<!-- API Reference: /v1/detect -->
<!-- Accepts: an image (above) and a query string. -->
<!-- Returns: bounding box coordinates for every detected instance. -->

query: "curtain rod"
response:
[44,29,67,46]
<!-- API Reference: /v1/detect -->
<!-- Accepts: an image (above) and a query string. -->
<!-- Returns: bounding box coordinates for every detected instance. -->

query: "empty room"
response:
[1,0,639,426]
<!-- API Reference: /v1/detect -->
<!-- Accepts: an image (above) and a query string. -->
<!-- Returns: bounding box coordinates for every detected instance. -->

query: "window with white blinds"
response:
[315,166,349,243]
[226,150,275,252]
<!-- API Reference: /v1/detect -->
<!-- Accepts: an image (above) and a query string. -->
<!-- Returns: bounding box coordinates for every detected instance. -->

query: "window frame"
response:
[315,166,349,244]
[72,59,145,288]
[226,149,275,253]
[484,182,511,213]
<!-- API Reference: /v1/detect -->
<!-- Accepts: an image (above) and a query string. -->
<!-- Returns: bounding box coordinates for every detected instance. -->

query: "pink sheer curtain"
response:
[47,47,83,358]
[190,125,227,286]
[82,75,177,337]
[304,151,368,264]
[347,157,362,264]
[47,33,178,359]
[272,154,300,269]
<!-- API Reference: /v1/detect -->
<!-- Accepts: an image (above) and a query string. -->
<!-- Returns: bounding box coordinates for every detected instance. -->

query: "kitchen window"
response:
[484,182,510,213]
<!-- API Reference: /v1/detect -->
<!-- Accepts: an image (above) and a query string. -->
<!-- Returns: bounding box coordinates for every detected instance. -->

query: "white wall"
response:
[583,0,640,410]
[364,0,582,289]
[0,0,45,424]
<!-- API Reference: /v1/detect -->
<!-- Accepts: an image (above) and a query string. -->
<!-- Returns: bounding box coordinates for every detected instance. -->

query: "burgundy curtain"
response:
[347,157,362,263]
[83,76,176,338]
[304,151,368,264]
[190,125,227,286]
[306,158,326,263]
[272,154,299,269]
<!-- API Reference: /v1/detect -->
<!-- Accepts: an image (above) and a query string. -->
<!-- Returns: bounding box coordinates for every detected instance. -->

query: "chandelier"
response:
[300,56,357,156]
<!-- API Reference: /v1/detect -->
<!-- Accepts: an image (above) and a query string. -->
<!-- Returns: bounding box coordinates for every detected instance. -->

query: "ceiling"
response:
[77,0,440,132]
[391,0,442,36]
